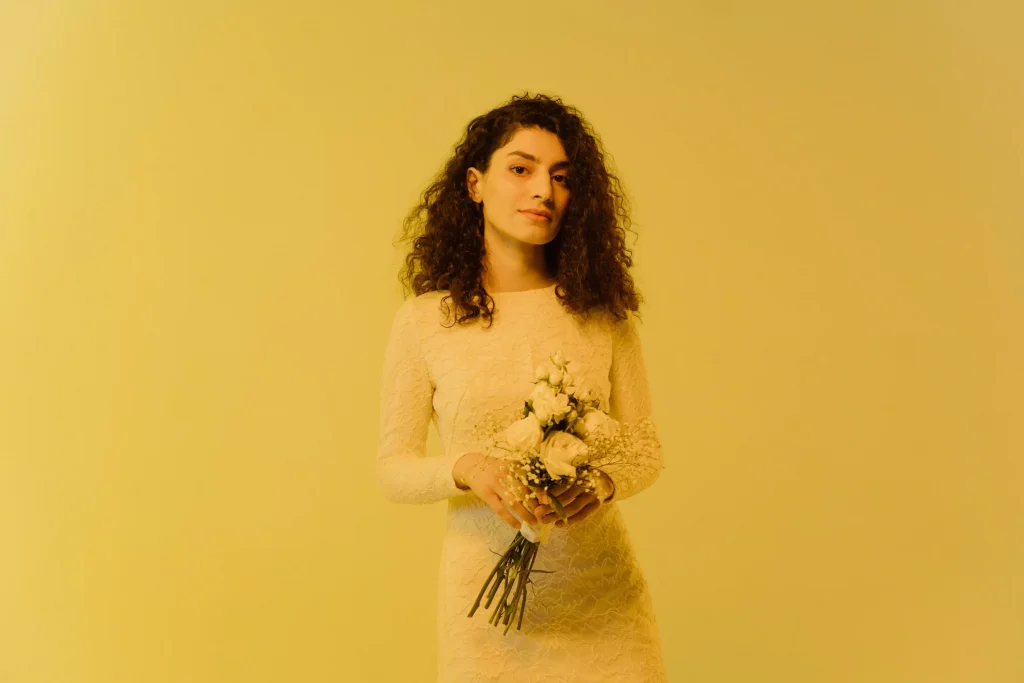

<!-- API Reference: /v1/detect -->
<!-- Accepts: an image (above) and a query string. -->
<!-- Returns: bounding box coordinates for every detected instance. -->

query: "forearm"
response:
[602,310,665,504]
[377,300,476,505]
[600,417,664,503]
[376,449,474,505]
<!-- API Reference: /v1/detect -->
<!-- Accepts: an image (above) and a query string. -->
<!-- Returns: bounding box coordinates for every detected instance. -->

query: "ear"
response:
[466,167,483,203]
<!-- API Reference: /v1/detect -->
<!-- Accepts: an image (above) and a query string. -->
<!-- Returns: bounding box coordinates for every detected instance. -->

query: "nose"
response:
[531,175,554,202]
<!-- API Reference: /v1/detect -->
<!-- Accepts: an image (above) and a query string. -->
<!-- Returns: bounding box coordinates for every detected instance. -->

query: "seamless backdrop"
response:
[1,1,1021,682]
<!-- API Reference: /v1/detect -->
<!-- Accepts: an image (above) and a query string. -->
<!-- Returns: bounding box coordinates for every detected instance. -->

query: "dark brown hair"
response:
[396,92,643,328]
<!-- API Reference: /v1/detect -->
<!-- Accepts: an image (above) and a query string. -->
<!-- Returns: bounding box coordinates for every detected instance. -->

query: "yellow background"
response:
[2,1,1021,681]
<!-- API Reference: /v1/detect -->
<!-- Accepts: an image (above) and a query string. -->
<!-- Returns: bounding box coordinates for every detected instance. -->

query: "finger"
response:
[498,484,538,526]
[547,486,567,500]
[556,485,584,508]
[568,499,601,525]
[548,481,573,497]
[486,493,521,529]
[533,498,566,524]
[526,486,546,507]
[508,500,538,527]
[557,479,581,493]
[536,508,558,525]
[496,483,540,527]
[563,492,597,519]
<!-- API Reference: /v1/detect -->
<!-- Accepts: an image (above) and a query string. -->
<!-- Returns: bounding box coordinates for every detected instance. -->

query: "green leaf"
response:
[549,495,568,522]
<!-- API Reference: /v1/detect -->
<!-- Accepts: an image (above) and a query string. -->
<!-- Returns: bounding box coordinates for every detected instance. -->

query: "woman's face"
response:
[466,127,571,248]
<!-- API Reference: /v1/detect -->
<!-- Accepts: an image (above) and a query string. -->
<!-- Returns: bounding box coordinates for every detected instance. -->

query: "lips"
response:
[520,210,552,220]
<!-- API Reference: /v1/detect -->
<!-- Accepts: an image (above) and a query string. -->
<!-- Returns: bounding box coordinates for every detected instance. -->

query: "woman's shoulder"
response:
[583,305,644,347]
[391,290,446,326]
[578,301,638,327]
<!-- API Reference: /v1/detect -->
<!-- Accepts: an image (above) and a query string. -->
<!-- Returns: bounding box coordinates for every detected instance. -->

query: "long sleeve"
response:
[376,298,473,504]
[602,310,665,503]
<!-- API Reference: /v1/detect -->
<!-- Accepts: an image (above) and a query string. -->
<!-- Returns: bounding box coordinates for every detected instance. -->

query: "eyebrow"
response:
[505,151,571,172]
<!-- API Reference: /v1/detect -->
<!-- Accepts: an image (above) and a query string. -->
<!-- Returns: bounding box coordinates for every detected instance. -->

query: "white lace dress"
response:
[377,284,668,682]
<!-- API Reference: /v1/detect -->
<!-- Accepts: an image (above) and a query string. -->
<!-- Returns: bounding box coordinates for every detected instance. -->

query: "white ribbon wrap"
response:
[503,500,554,544]
[516,517,554,544]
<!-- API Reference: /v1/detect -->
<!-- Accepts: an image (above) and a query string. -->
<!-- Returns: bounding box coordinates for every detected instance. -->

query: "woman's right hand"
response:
[453,452,540,530]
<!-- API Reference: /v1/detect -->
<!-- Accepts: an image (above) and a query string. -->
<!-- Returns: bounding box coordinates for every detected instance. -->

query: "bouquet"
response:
[465,350,634,634]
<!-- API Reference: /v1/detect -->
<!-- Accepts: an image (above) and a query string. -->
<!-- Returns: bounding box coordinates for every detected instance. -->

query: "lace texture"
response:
[377,285,668,682]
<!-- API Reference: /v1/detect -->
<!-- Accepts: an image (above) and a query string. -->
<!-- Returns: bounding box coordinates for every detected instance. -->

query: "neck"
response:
[481,230,554,293]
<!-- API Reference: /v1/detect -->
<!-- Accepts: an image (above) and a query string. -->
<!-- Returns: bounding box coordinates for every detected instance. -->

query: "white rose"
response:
[562,372,574,387]
[565,385,578,396]
[530,381,557,405]
[550,350,566,367]
[548,368,563,386]
[575,409,620,441]
[549,392,571,421]
[539,431,589,478]
[530,382,558,424]
[531,385,571,424]
[534,365,549,381]
[504,414,543,451]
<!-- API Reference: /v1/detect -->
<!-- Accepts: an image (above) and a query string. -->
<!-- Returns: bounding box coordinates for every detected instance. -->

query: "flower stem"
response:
[469,532,520,617]
[513,543,539,633]
[491,556,520,626]
[468,531,552,634]
[504,542,535,634]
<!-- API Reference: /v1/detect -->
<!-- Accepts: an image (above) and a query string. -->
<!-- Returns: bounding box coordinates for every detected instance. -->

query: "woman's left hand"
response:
[531,469,615,527]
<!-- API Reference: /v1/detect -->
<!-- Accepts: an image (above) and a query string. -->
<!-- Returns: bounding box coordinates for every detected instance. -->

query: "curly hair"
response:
[396,91,643,328]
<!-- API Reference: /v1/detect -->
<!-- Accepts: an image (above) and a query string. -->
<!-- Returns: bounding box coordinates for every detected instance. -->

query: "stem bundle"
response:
[467,531,552,634]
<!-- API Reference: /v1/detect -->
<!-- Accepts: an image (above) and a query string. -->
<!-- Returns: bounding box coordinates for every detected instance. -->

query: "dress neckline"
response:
[487,283,557,297]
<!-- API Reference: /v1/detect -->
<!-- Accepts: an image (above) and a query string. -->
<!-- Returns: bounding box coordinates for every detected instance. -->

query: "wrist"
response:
[453,452,485,490]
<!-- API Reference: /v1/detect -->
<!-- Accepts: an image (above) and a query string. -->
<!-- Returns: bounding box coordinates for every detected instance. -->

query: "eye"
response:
[512,166,569,185]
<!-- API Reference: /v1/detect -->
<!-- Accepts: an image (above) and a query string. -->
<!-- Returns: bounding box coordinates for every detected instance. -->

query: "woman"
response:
[378,92,668,682]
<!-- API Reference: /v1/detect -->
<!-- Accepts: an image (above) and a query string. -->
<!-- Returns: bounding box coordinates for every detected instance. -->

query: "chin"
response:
[490,219,559,246]
[523,222,560,244]
[520,231,557,246]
